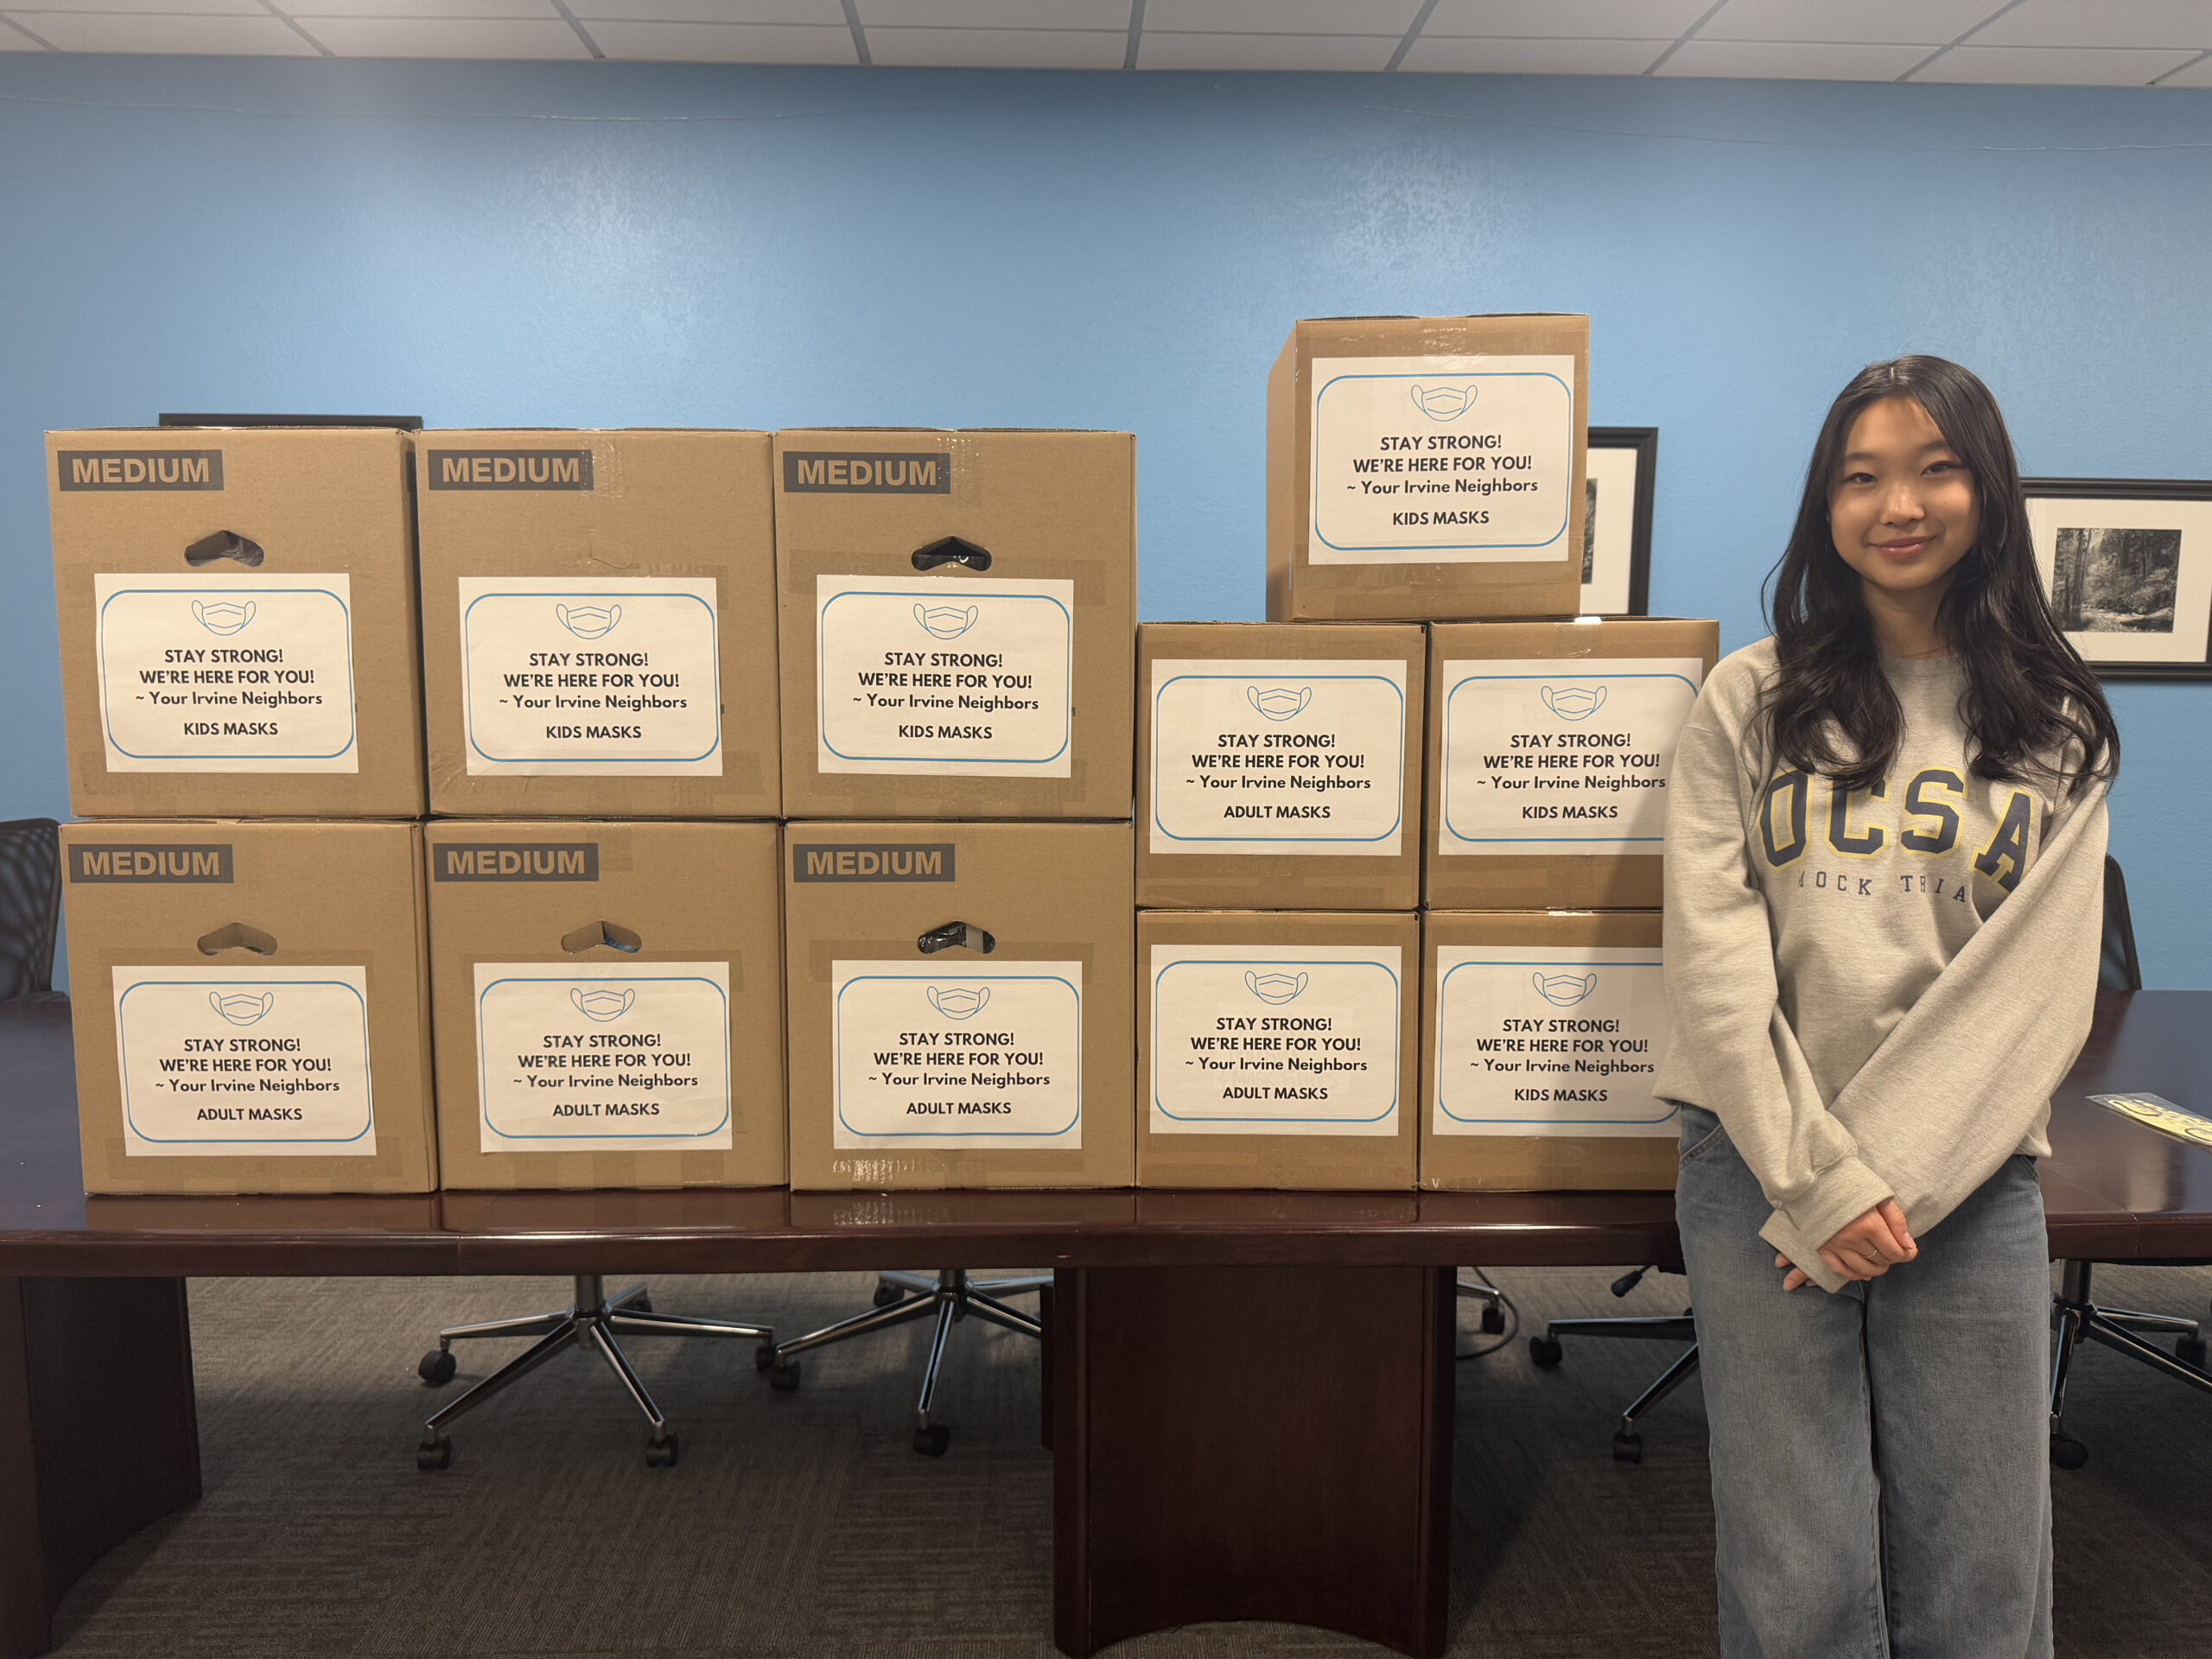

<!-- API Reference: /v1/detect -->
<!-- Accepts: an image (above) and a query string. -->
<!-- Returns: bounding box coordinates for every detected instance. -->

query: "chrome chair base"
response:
[764,1268,1047,1455]
[2049,1259,2212,1469]
[1529,1295,1700,1465]
[415,1273,773,1471]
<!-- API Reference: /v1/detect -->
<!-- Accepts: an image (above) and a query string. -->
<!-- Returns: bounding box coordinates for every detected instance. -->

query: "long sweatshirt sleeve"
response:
[1654,639,2108,1292]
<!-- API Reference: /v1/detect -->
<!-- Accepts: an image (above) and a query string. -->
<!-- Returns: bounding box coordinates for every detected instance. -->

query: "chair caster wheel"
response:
[1478,1304,1505,1334]
[913,1423,950,1457]
[418,1349,457,1387]
[873,1279,904,1307]
[768,1360,801,1393]
[645,1433,679,1469]
[754,1343,778,1373]
[631,1293,652,1314]
[1529,1334,1564,1369]
[2177,1335,2208,1370]
[1611,1431,1643,1465]
[416,1438,451,1471]
[2050,1433,2089,1470]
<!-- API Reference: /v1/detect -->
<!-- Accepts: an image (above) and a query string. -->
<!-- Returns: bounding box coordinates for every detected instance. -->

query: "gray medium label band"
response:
[791,842,956,881]
[70,844,233,882]
[434,843,601,881]
[781,452,951,493]
[425,449,594,490]
[57,450,224,491]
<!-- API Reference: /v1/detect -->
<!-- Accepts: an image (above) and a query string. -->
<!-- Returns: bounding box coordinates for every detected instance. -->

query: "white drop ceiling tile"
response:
[865,23,1124,64]
[6,0,261,14]
[1971,0,2212,50]
[856,0,1127,27]
[1696,0,2002,46]
[1656,37,1930,78]
[1912,42,2199,83]
[16,9,315,49]
[283,0,556,17]
[586,16,854,58]
[1400,33,1669,73]
[1423,0,1712,40]
[305,15,588,55]
[575,0,842,22]
[1143,0,1421,34]
[1138,29,1396,68]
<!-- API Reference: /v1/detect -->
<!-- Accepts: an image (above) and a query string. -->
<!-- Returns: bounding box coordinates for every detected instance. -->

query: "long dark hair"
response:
[1759,356,2118,798]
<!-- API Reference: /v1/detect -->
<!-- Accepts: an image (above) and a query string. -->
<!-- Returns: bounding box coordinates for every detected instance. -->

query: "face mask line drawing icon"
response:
[913,603,980,642]
[570,986,636,1023]
[1539,683,1608,723]
[925,984,990,1021]
[209,989,275,1026]
[1532,971,1597,1008]
[1244,970,1308,1006]
[1409,383,1476,422]
[191,599,256,637]
[555,602,621,640]
[1245,683,1313,723]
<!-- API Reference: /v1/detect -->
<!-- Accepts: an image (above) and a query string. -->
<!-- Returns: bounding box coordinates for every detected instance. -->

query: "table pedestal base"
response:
[1052,1263,1453,1657]
[0,1276,200,1659]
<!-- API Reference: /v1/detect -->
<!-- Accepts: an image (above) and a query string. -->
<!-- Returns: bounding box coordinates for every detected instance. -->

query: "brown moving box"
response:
[783,821,1133,1190]
[1266,316,1588,622]
[60,819,435,1195]
[1139,911,1418,1191]
[773,429,1135,820]
[426,820,785,1191]
[1427,618,1719,909]
[1421,910,1675,1192]
[48,427,425,819]
[1137,623,1425,911]
[416,431,780,820]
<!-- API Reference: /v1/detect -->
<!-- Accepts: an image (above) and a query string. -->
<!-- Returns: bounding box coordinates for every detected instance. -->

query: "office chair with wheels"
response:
[0,818,61,1001]
[2047,857,2212,1469]
[415,1276,775,1470]
[760,1268,1049,1456]
[1528,1262,1698,1463]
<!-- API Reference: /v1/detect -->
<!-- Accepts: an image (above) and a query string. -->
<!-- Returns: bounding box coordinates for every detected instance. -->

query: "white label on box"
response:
[1149,944,1401,1136]
[815,574,1074,778]
[1433,944,1675,1137]
[1149,658,1407,857]
[458,577,721,776]
[1308,354,1576,565]
[112,964,377,1157]
[1439,657,1703,856]
[94,574,358,772]
[474,963,733,1154]
[831,960,1083,1148]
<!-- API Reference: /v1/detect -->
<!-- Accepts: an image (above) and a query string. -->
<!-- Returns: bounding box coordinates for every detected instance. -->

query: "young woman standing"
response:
[1657,356,2120,1658]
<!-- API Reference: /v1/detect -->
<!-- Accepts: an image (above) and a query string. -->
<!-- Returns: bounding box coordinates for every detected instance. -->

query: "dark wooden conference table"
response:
[3,991,2209,1659]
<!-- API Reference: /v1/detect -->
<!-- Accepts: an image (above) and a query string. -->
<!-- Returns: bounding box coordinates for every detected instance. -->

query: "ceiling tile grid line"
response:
[544,0,605,58]
[256,0,332,54]
[1895,0,2031,81]
[1639,0,1729,76]
[1383,0,1439,74]
[1121,0,1137,71]
[838,0,866,64]
[0,11,54,45]
[2154,47,2212,86]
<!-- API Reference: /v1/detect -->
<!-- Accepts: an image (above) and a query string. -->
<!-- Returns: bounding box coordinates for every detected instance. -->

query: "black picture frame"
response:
[2023,477,2212,682]
[1586,426,1656,617]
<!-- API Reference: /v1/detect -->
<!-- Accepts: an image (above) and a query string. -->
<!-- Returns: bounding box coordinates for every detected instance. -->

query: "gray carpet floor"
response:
[49,1262,2212,1657]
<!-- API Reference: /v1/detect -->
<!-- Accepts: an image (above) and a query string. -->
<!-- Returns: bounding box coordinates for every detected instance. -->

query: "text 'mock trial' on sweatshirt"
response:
[1656,639,2109,1292]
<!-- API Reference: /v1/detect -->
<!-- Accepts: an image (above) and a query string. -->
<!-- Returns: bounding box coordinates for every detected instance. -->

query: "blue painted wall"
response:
[3,58,2208,984]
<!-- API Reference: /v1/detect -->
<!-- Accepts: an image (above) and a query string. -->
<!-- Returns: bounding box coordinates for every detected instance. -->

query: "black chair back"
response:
[0,818,60,1000]
[2100,855,2142,995]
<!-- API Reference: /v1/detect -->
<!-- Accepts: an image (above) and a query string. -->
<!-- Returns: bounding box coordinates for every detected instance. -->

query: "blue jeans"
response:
[1675,1104,2053,1659]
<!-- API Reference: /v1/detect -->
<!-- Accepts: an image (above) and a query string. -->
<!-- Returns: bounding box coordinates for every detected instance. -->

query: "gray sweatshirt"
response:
[1656,639,2109,1292]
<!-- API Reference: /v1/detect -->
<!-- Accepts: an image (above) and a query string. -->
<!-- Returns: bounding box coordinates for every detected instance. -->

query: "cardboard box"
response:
[1139,910,1418,1191]
[1421,910,1675,1192]
[425,820,785,1190]
[59,819,435,1195]
[48,427,425,819]
[1138,623,1425,911]
[1426,618,1719,909]
[783,821,1133,1190]
[774,429,1135,820]
[1266,315,1589,622]
[415,431,781,819]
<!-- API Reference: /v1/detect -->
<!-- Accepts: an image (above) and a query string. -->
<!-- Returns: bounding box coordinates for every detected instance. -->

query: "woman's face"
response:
[1827,396,1980,607]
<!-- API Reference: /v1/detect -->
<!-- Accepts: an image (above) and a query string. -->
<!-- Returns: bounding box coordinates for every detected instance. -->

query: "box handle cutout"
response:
[912,536,992,573]
[917,921,995,956]
[562,920,643,955]
[184,531,266,569]
[197,922,277,957]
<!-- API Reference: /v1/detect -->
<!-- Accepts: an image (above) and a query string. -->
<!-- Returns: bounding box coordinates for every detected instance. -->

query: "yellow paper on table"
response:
[2090,1093,2212,1151]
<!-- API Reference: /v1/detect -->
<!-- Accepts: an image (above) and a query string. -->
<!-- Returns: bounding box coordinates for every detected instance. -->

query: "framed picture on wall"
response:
[1584,427,1656,616]
[2024,478,2212,680]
